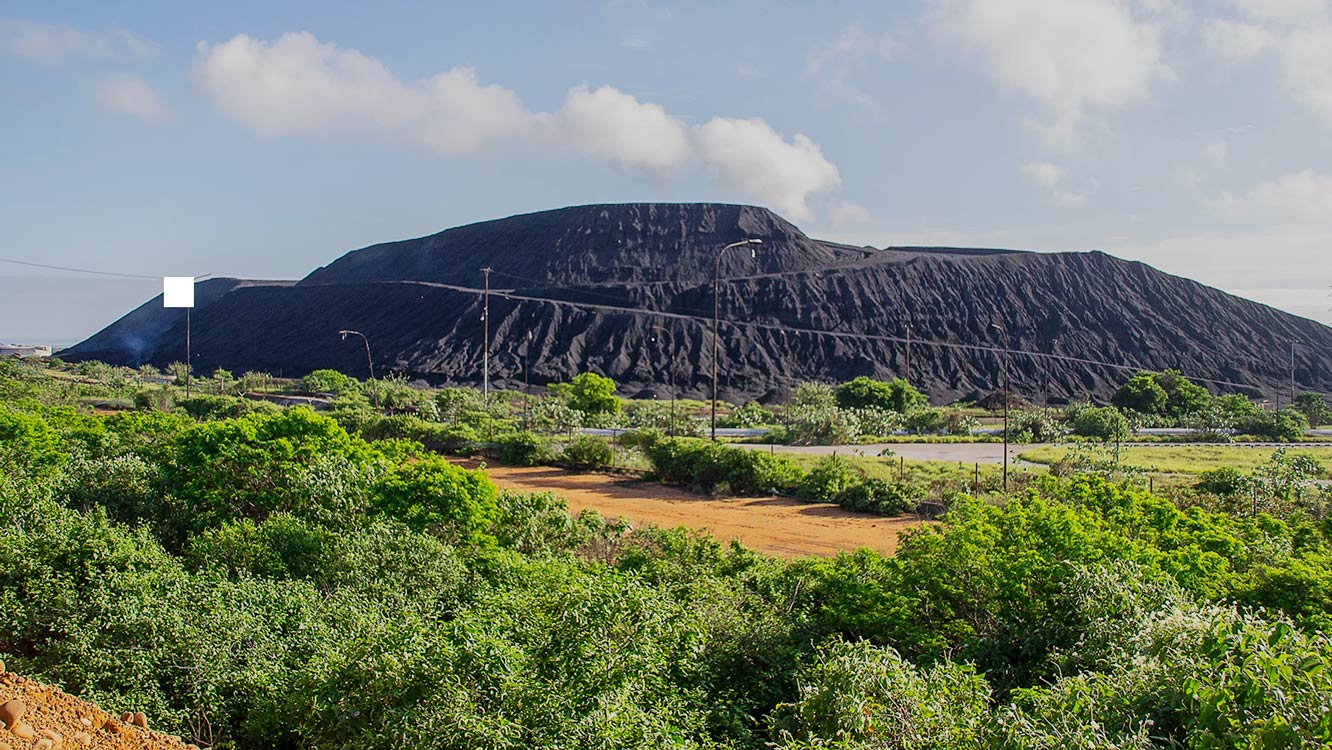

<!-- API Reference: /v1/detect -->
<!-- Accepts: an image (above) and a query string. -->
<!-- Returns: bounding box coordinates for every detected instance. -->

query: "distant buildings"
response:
[0,343,53,358]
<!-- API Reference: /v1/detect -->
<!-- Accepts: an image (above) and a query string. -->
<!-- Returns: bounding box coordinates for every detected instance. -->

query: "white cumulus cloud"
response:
[193,31,848,220]
[193,33,533,155]
[0,18,156,63]
[1022,161,1089,207]
[936,0,1171,145]
[96,74,171,122]
[552,85,690,178]
[693,117,841,221]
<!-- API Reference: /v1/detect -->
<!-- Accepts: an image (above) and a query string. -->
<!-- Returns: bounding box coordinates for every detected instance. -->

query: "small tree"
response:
[1067,404,1130,442]
[568,372,619,416]
[239,370,274,393]
[166,361,190,386]
[1155,369,1211,418]
[1112,371,1168,415]
[302,369,360,396]
[836,376,926,413]
[791,382,837,410]
[1293,392,1332,427]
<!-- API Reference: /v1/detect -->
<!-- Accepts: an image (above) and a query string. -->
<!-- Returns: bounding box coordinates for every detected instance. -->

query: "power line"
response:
[381,279,1267,393]
[0,256,158,280]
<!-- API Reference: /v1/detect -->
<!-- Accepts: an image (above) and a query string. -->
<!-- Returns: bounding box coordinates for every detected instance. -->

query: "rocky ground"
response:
[0,663,192,750]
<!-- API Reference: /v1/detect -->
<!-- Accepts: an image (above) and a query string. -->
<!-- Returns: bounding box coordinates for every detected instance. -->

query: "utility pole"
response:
[1291,341,1297,413]
[481,267,492,399]
[523,331,532,431]
[712,238,761,441]
[905,322,912,383]
[991,323,1009,493]
[185,307,191,399]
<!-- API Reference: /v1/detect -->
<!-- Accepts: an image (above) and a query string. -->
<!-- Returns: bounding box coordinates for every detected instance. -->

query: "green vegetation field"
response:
[3,357,1332,747]
[1020,443,1332,476]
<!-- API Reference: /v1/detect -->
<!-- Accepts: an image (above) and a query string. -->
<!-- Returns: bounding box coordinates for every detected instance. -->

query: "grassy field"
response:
[1018,444,1332,477]
[781,450,1046,493]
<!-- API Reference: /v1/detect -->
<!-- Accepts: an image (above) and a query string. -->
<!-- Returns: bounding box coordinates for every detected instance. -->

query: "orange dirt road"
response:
[465,462,925,558]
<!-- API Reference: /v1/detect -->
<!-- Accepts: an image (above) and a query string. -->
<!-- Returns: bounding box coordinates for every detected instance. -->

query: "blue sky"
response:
[3,0,1332,345]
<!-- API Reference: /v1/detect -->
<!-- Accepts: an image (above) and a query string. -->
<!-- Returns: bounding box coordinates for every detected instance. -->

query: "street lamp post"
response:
[712,238,762,441]
[991,323,1009,493]
[524,331,533,432]
[338,329,377,409]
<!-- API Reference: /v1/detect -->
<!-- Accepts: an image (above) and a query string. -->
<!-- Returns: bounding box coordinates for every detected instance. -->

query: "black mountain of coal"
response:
[63,203,1332,404]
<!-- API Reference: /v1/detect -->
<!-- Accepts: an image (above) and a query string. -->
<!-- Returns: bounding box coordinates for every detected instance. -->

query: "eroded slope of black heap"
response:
[63,203,1332,403]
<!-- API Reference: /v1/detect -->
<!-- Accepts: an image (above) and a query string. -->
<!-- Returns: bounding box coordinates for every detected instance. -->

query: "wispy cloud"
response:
[828,200,871,226]
[1221,170,1332,222]
[193,31,845,219]
[803,23,901,114]
[96,74,172,123]
[1022,161,1089,207]
[934,0,1182,147]
[0,18,156,64]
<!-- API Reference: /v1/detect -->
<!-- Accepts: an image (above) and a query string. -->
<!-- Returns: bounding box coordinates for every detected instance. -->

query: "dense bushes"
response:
[1242,407,1310,442]
[1067,402,1131,441]
[371,456,498,542]
[300,368,361,396]
[797,455,857,501]
[560,434,615,469]
[834,478,923,516]
[834,376,927,413]
[647,438,803,495]
[495,430,553,466]
[354,413,480,453]
[5,374,1332,749]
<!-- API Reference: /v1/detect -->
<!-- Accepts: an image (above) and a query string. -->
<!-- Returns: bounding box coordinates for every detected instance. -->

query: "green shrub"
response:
[0,406,64,479]
[372,456,498,542]
[835,376,927,413]
[561,435,615,469]
[614,427,662,451]
[568,372,620,416]
[905,408,944,434]
[835,478,924,516]
[1196,466,1247,496]
[359,413,479,453]
[1009,410,1066,443]
[159,408,379,544]
[1067,403,1130,441]
[301,368,360,396]
[178,394,270,421]
[1242,408,1309,442]
[1294,392,1332,427]
[495,431,552,467]
[718,400,775,428]
[771,639,990,749]
[646,438,802,495]
[798,455,858,501]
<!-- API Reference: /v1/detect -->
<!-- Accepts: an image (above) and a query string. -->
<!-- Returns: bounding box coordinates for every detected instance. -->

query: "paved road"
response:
[735,441,1332,465]
[734,442,1042,464]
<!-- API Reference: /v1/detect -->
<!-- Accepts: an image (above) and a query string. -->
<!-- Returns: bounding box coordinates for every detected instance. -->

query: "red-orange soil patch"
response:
[462,461,926,557]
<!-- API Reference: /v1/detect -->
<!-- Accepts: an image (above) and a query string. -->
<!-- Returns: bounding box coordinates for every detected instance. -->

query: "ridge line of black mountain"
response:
[60,202,1332,402]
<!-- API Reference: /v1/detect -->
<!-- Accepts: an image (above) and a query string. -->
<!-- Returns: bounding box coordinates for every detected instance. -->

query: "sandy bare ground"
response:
[461,461,924,558]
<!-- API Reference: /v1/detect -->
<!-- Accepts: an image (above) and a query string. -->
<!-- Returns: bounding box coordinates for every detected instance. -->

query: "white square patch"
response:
[163,276,196,308]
